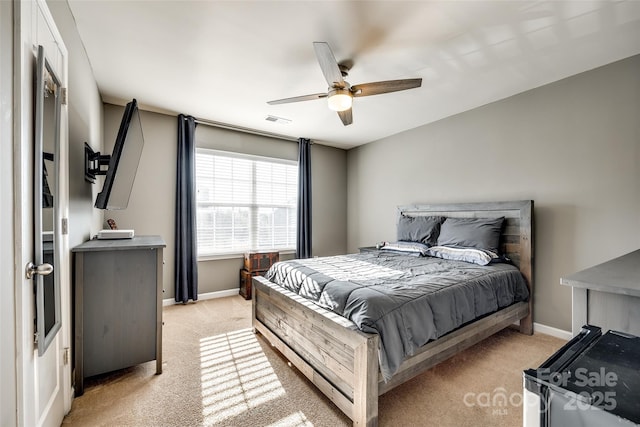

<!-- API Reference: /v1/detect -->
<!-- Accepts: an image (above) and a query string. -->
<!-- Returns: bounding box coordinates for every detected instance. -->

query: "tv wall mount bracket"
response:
[84,142,111,183]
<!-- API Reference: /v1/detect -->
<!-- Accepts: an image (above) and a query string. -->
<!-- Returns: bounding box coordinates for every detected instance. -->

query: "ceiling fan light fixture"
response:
[327,88,352,112]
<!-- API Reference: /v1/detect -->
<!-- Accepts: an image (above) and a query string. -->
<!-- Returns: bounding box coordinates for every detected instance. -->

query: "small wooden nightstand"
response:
[358,246,378,253]
[240,251,279,299]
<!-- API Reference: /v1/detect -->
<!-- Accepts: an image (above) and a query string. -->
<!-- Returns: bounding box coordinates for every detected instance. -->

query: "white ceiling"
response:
[67,0,640,149]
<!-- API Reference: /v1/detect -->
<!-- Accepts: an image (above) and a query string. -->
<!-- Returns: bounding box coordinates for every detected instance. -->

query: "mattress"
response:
[264,251,529,380]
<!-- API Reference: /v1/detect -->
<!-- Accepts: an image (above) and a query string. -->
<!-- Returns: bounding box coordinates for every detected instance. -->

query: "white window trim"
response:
[197,249,295,262]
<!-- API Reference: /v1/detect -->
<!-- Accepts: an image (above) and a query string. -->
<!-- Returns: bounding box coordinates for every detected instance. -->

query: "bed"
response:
[252,200,533,426]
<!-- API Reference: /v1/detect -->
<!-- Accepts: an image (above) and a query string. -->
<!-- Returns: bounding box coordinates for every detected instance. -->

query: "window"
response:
[195,149,298,256]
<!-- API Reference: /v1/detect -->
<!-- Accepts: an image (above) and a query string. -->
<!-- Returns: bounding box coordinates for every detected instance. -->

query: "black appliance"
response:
[523,325,640,427]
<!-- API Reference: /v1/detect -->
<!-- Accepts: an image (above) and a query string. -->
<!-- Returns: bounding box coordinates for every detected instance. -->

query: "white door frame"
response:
[13,1,72,426]
[1,0,18,424]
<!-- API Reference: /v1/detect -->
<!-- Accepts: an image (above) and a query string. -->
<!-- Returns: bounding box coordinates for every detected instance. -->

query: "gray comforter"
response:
[264,251,529,380]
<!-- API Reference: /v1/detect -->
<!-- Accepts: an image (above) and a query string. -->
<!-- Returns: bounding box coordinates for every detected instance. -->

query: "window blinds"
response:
[195,149,297,255]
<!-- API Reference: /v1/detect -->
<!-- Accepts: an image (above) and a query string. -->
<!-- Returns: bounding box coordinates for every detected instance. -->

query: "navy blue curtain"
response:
[175,114,198,302]
[296,138,312,259]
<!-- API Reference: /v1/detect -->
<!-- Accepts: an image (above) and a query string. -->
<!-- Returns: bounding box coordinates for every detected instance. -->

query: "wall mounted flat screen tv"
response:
[95,99,144,210]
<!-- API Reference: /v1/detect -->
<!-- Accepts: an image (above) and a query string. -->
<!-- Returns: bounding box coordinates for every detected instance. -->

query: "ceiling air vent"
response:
[265,115,291,125]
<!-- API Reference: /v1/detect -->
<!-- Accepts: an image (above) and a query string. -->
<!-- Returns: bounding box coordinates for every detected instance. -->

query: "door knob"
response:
[25,262,54,279]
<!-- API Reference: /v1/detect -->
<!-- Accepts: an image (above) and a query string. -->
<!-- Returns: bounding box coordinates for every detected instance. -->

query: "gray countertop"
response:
[72,235,166,252]
[560,249,640,298]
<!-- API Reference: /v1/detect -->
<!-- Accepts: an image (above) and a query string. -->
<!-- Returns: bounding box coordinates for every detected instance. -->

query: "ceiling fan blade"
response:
[267,93,327,105]
[352,78,422,97]
[313,42,345,87]
[337,108,353,126]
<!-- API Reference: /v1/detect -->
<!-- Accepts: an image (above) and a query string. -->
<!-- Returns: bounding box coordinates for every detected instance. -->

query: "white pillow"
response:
[380,241,429,256]
[425,245,498,266]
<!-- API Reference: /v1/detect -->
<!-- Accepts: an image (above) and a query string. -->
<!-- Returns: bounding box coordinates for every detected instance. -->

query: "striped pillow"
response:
[425,245,499,266]
[380,241,430,257]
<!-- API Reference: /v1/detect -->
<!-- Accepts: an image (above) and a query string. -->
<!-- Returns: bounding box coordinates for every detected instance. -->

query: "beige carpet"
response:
[63,296,565,427]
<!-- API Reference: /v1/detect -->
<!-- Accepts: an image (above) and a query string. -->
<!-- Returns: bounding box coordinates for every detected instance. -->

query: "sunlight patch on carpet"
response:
[200,328,286,424]
[265,410,313,427]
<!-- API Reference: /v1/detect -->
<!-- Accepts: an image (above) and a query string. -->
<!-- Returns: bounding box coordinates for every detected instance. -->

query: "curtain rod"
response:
[191,117,302,143]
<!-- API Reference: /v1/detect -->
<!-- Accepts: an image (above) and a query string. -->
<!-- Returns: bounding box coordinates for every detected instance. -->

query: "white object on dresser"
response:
[97,229,135,239]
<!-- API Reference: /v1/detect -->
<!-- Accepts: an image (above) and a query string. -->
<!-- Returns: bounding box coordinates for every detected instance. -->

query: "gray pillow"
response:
[437,217,505,253]
[397,215,444,246]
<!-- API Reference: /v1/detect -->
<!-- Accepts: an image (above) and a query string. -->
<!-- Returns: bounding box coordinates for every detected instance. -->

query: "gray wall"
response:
[48,0,104,250]
[346,55,640,332]
[103,107,347,299]
[101,106,177,297]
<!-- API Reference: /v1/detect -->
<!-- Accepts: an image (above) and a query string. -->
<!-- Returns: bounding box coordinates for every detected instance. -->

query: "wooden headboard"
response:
[398,200,534,332]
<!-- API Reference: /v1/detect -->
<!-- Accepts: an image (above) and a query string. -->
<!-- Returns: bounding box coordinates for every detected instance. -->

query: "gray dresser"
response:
[72,235,165,395]
[561,249,640,337]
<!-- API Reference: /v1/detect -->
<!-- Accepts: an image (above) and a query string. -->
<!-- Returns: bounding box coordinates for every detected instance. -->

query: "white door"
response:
[14,1,71,426]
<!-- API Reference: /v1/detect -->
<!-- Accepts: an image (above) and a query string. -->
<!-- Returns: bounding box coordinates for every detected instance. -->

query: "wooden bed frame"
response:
[252,200,533,426]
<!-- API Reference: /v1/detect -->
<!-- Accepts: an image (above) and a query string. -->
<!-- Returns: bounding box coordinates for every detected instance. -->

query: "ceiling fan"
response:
[267,42,422,126]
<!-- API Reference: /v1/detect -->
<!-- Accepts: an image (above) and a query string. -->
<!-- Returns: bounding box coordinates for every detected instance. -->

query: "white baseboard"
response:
[163,288,239,306]
[533,322,572,341]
